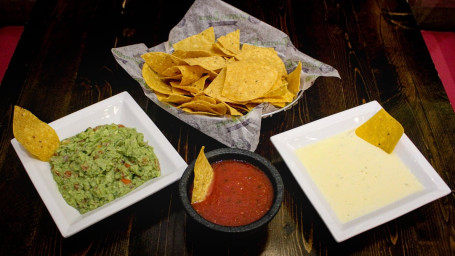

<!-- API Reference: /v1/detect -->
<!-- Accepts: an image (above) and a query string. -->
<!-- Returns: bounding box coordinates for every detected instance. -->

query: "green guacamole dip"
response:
[49,124,160,214]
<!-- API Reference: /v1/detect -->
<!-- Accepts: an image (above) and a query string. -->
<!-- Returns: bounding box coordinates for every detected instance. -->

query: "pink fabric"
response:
[0,26,24,83]
[421,30,455,112]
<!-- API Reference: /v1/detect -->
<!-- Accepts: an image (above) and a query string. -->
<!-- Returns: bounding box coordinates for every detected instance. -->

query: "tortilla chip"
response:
[173,27,215,53]
[141,52,185,75]
[222,60,278,102]
[178,100,227,116]
[155,92,193,104]
[181,108,220,116]
[13,106,60,161]
[214,42,236,57]
[254,88,295,104]
[191,75,210,92]
[221,102,243,116]
[193,95,217,104]
[215,29,240,55]
[191,146,214,204]
[166,65,206,86]
[171,84,200,95]
[287,61,302,94]
[355,108,404,153]
[172,49,218,59]
[236,44,287,77]
[160,66,182,78]
[204,68,232,102]
[142,63,173,94]
[263,77,287,98]
[183,56,227,71]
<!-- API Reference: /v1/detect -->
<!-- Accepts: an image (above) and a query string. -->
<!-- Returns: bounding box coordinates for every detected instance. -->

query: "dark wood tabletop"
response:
[1,0,454,255]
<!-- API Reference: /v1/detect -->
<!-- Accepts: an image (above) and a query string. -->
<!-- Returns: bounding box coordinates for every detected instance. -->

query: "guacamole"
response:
[49,124,160,214]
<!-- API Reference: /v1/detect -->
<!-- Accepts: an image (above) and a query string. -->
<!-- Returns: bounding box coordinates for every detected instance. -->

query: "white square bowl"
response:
[11,91,188,237]
[270,101,451,242]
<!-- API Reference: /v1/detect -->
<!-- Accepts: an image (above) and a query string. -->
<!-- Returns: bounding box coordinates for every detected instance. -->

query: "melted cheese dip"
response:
[295,130,424,223]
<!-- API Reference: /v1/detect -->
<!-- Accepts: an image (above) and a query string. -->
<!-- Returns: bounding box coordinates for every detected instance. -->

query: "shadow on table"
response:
[184,217,269,255]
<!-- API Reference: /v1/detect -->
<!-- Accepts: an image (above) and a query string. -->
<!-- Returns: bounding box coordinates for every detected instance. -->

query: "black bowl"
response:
[178,148,284,235]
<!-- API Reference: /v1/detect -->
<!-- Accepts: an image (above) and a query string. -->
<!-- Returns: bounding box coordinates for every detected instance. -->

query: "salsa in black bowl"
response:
[178,148,284,235]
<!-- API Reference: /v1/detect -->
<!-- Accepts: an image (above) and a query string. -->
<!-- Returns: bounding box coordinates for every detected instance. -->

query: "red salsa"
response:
[192,160,274,226]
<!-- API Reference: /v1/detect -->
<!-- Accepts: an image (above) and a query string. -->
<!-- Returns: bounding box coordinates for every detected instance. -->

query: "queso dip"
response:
[295,130,423,223]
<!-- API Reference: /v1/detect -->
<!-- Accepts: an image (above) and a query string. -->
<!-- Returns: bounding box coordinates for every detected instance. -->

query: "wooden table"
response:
[1,0,453,255]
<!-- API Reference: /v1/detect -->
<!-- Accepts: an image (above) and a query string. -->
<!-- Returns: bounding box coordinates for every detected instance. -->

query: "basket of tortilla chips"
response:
[112,0,339,151]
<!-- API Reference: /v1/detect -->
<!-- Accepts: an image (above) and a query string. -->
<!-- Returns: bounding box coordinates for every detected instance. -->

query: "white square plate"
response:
[270,101,451,242]
[11,92,188,237]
